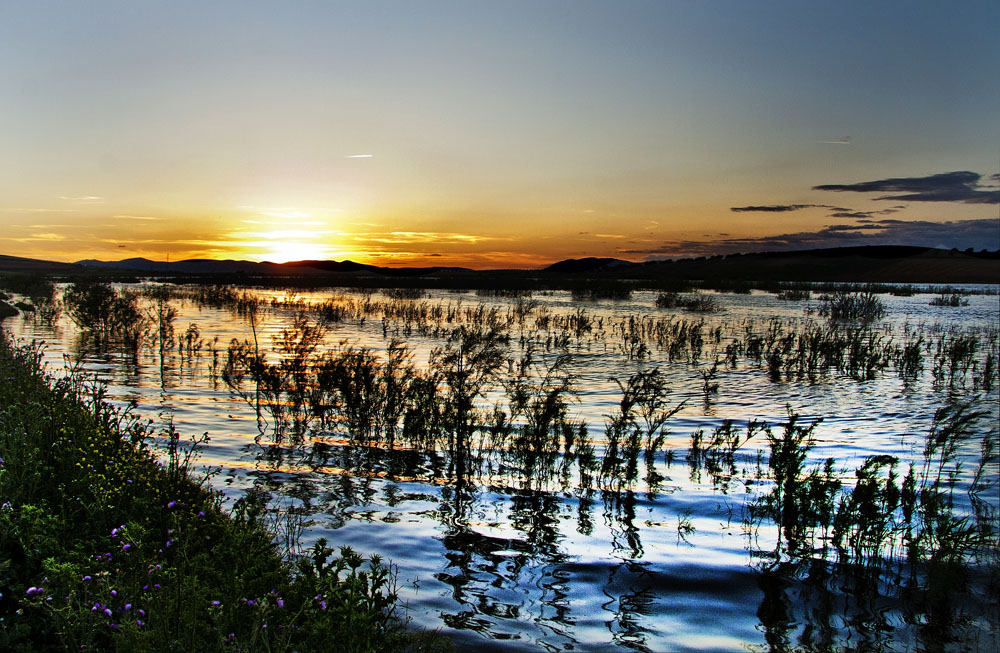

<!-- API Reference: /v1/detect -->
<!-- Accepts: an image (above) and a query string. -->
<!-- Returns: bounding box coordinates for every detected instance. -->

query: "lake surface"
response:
[7,285,999,651]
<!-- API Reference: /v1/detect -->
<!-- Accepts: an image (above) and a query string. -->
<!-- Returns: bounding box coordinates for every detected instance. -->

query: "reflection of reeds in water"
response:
[42,282,1000,649]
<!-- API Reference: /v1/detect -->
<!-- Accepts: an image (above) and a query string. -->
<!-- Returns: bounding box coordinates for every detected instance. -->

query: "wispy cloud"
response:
[345,154,373,158]
[1,207,80,213]
[827,206,905,219]
[241,219,324,226]
[731,204,839,213]
[350,231,503,245]
[814,171,1000,204]
[816,136,851,145]
[4,232,68,243]
[59,195,104,202]
[113,214,163,221]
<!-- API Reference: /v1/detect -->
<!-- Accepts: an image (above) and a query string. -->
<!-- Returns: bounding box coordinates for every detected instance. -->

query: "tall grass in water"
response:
[818,290,887,323]
[0,332,428,652]
[739,400,999,649]
[63,281,147,349]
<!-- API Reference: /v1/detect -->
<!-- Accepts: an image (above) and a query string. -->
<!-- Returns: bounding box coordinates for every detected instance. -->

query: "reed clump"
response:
[818,290,887,323]
[0,332,422,652]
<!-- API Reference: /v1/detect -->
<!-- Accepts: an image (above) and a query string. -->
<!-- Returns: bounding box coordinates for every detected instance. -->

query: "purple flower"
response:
[110,590,117,597]
[122,544,131,551]
[83,575,92,581]
[320,600,327,610]
[167,500,177,509]
[103,607,112,617]
[124,603,132,611]
[211,600,220,606]
[276,599,284,608]
[136,619,146,627]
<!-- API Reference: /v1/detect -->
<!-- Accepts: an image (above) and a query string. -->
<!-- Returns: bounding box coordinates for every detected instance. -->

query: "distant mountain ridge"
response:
[543,257,633,273]
[72,257,459,276]
[0,246,995,284]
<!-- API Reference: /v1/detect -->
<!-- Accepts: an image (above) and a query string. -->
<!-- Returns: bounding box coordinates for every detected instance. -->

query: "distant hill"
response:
[72,257,469,277]
[1,246,996,286]
[0,254,82,273]
[544,257,634,274]
[616,246,1000,284]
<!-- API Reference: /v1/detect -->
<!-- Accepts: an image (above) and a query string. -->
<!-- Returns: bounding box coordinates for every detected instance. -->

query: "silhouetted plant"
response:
[819,290,886,323]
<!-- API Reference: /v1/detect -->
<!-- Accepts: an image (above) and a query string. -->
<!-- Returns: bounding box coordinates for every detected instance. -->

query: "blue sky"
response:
[1,1,997,265]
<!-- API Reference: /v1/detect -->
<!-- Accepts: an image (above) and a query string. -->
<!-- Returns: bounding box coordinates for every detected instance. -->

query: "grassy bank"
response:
[0,330,427,651]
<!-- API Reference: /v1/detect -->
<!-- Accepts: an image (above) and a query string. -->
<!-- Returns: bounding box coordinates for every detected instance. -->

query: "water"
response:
[7,286,999,651]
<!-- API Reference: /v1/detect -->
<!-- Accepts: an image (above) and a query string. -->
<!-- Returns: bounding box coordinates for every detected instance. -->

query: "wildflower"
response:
[167,500,177,509]
[122,544,131,551]
[211,600,221,606]
[103,607,112,617]
[320,600,327,610]
[136,619,146,627]
[83,575,92,581]
[124,603,131,611]
[277,599,284,608]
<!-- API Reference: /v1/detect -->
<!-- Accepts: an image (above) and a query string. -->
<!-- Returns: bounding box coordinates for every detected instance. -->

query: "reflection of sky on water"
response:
[8,285,999,651]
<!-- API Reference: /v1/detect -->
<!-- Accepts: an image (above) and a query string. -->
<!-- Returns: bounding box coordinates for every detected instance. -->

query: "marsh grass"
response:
[10,281,998,649]
[818,290,887,323]
[0,332,432,652]
[734,401,999,649]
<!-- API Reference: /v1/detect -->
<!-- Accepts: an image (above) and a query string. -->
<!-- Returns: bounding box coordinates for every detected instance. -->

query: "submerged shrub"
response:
[929,292,969,307]
[819,291,886,322]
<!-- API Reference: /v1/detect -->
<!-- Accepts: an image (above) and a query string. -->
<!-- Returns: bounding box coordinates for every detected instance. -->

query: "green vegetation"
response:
[4,278,997,649]
[654,291,720,312]
[818,290,887,322]
[929,291,970,307]
[0,332,433,652]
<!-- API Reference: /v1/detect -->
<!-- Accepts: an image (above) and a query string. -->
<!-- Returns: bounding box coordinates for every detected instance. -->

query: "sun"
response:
[264,239,330,263]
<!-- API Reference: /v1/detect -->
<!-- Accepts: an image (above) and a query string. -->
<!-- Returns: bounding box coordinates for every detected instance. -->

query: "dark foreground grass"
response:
[0,331,440,652]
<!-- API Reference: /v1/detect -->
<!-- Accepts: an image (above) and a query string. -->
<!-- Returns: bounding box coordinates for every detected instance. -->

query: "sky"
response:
[2,1,998,268]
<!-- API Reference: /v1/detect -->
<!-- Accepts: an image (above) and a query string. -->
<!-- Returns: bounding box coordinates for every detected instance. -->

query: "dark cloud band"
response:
[813,171,999,204]
[731,204,834,213]
[623,218,1000,258]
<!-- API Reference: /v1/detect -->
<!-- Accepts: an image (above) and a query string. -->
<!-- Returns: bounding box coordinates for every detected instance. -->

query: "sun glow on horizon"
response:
[255,239,334,263]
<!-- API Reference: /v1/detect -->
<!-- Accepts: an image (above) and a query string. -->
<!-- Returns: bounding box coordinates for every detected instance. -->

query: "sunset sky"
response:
[2,1,998,268]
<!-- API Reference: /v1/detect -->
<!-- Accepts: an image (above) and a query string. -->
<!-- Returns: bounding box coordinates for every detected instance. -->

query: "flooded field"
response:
[7,283,999,651]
